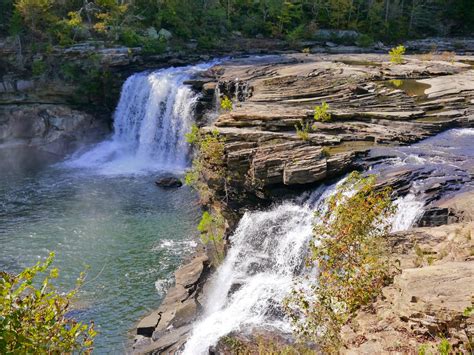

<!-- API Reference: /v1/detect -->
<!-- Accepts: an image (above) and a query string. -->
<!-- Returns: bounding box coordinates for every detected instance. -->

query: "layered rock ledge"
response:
[197,53,474,205]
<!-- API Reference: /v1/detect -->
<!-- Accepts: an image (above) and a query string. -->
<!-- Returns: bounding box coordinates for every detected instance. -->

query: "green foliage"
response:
[389,45,406,64]
[356,34,375,48]
[295,120,310,141]
[185,125,226,204]
[417,344,428,355]
[59,55,113,107]
[463,305,474,317]
[197,211,225,265]
[31,59,46,77]
[0,252,96,353]
[119,28,166,54]
[285,172,395,352]
[14,0,56,37]
[438,338,451,355]
[313,101,332,122]
[2,0,474,52]
[220,96,233,112]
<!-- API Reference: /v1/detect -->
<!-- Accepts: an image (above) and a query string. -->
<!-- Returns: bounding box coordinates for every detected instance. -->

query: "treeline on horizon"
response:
[0,0,473,51]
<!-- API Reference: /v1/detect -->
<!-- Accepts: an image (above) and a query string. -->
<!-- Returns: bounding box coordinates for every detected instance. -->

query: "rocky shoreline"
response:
[133,50,474,353]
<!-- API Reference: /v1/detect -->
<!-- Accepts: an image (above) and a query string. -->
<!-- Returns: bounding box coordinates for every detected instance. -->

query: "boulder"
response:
[155,176,183,188]
[158,28,172,41]
[145,27,159,40]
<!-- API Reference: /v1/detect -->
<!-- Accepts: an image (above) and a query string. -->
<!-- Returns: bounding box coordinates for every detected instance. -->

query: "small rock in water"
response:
[155,176,183,188]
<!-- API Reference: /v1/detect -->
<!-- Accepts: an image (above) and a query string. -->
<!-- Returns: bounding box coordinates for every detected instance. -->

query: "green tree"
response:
[0,252,96,353]
[14,0,57,37]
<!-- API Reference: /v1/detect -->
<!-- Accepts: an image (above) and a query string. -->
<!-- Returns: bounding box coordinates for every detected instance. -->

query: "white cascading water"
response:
[183,181,424,354]
[65,63,215,175]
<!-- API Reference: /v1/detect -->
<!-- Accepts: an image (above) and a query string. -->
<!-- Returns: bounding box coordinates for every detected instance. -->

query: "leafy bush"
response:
[285,172,394,352]
[356,34,374,48]
[197,211,225,265]
[389,45,406,64]
[0,252,96,353]
[313,101,331,122]
[31,59,46,77]
[185,125,226,204]
[438,338,451,355]
[220,96,233,111]
[295,120,310,141]
[120,28,142,47]
[286,24,306,43]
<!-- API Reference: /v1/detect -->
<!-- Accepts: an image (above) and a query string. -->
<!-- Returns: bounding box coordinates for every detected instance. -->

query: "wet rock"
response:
[133,335,152,349]
[137,312,161,337]
[155,176,183,188]
[133,253,209,354]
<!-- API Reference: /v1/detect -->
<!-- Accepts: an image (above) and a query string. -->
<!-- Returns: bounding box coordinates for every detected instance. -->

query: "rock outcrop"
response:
[191,53,474,205]
[342,221,474,354]
[0,104,107,154]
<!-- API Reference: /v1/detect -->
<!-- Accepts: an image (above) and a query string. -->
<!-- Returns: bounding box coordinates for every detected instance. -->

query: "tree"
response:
[0,252,96,353]
[14,0,57,37]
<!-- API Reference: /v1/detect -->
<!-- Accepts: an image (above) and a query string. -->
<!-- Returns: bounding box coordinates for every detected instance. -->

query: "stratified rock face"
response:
[201,53,474,202]
[0,104,108,155]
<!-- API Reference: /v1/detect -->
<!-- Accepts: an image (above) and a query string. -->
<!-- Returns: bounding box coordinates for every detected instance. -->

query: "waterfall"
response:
[65,63,215,175]
[183,180,424,354]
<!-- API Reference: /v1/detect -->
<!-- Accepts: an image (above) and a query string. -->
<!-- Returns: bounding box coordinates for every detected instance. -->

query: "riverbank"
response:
[134,51,474,353]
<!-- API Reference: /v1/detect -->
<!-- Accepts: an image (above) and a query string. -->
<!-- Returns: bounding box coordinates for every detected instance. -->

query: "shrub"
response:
[0,252,96,353]
[120,28,142,47]
[356,34,374,48]
[313,101,331,122]
[438,338,451,355]
[284,172,395,353]
[31,59,46,77]
[197,211,225,265]
[220,96,233,111]
[286,24,306,43]
[440,51,455,64]
[389,79,403,88]
[418,51,434,62]
[389,45,406,64]
[295,120,310,141]
[141,37,166,54]
[185,125,226,204]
